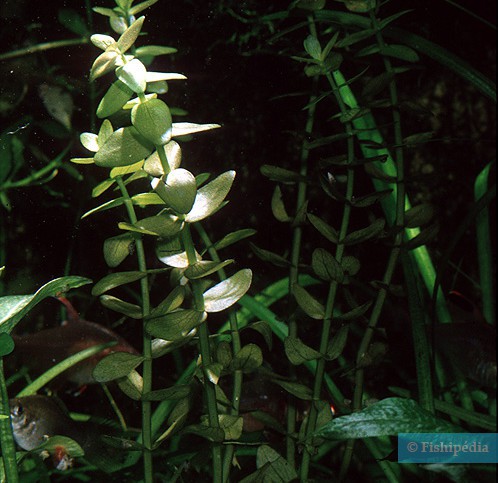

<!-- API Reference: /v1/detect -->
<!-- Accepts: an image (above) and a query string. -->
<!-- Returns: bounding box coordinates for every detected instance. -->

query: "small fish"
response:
[11,297,138,387]
[9,394,124,472]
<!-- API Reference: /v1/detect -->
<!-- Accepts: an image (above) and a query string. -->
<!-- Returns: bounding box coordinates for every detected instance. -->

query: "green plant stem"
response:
[362,438,400,483]
[0,38,88,61]
[340,11,408,479]
[181,224,222,483]
[285,38,319,470]
[474,162,495,325]
[193,223,243,482]
[402,253,434,412]
[116,176,153,483]
[0,358,19,483]
[329,68,451,325]
[0,151,67,192]
[300,18,356,481]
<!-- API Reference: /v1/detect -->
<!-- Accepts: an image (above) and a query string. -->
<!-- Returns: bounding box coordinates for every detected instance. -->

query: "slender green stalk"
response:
[330,69,451,325]
[0,38,88,61]
[301,68,354,481]
[285,37,319,470]
[0,146,70,192]
[181,224,222,483]
[401,253,434,412]
[116,176,154,483]
[340,10,407,479]
[0,358,19,483]
[474,162,495,325]
[193,224,242,482]
[300,17,356,481]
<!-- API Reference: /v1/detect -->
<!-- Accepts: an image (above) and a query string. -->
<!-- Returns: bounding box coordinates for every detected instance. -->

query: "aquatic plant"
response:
[0,0,495,481]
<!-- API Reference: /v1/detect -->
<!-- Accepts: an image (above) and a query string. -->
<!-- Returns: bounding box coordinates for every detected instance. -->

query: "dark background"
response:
[1,0,495,344]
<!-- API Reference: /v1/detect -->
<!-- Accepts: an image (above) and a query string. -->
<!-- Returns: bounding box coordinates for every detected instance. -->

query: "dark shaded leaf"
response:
[272,379,312,400]
[104,233,135,268]
[0,332,15,356]
[404,223,439,250]
[325,326,349,360]
[92,271,146,296]
[341,218,385,245]
[312,248,344,283]
[250,243,290,267]
[284,336,321,365]
[231,344,263,372]
[146,309,204,341]
[271,186,291,222]
[93,352,144,382]
[260,165,307,184]
[314,397,460,439]
[307,214,339,244]
[404,203,434,228]
[334,301,372,322]
[143,384,191,401]
[213,229,257,251]
[293,284,325,320]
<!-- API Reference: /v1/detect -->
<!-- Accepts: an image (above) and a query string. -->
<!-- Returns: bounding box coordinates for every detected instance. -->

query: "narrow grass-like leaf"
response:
[17,342,115,396]
[0,276,92,334]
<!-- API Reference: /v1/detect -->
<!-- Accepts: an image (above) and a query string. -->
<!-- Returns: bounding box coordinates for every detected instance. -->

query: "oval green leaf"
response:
[185,171,235,223]
[145,309,204,341]
[292,284,325,320]
[92,271,146,296]
[152,168,197,214]
[94,126,153,168]
[203,269,252,313]
[131,98,172,146]
[93,352,144,383]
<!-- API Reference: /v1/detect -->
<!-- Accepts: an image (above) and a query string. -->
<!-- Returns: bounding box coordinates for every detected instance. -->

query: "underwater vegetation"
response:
[0,0,496,481]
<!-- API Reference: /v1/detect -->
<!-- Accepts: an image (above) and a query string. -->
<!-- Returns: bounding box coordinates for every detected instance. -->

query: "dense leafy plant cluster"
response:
[0,0,495,481]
